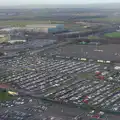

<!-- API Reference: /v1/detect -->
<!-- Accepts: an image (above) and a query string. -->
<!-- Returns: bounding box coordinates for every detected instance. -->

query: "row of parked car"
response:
[0,50,103,120]
[1,48,120,118]
[0,53,100,91]
[93,69,120,113]
[0,95,49,120]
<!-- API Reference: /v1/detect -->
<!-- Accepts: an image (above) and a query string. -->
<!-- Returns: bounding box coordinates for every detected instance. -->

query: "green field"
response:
[0,91,12,101]
[0,20,64,27]
[88,17,120,23]
[104,32,120,38]
[88,36,100,39]
[0,37,8,43]
[78,73,93,79]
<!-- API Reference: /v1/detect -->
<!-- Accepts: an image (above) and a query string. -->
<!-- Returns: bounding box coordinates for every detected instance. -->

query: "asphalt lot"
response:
[45,44,120,61]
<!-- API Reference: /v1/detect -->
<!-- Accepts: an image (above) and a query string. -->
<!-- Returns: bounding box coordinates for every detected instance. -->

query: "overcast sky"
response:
[0,0,119,6]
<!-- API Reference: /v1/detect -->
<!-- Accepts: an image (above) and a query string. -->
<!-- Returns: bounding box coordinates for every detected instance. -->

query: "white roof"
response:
[0,34,6,37]
[0,27,23,31]
[8,40,26,44]
[56,31,80,35]
[0,28,12,31]
[26,24,58,28]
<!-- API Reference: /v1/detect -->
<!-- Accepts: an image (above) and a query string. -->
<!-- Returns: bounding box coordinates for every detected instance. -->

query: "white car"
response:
[108,77,113,80]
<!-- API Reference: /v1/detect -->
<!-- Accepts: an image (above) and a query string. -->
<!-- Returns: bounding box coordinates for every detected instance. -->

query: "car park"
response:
[1,40,120,119]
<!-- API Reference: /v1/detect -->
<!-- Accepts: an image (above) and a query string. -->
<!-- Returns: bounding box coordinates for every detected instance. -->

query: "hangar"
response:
[25,24,65,33]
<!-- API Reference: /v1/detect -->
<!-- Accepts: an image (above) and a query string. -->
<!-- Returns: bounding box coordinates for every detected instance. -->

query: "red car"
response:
[83,99,88,104]
[95,71,101,76]
[96,75,104,80]
[91,114,100,119]
[99,75,104,80]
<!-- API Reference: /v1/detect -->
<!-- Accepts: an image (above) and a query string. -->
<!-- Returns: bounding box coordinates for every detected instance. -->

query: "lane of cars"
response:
[0,51,102,120]
[0,95,50,120]
[1,47,120,119]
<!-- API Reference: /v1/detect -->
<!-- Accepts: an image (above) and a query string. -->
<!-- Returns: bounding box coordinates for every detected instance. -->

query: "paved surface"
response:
[44,103,89,120]
[1,40,120,119]
[51,44,120,61]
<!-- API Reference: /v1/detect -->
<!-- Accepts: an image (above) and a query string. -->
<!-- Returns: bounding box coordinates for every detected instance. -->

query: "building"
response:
[8,35,26,44]
[0,34,9,43]
[25,24,65,33]
[0,33,26,44]
[0,27,22,32]
[0,24,65,34]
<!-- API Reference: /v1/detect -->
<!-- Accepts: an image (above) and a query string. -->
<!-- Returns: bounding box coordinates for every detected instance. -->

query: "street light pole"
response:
[95,42,98,50]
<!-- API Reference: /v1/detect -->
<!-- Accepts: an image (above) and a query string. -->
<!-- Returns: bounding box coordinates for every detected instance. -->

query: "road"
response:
[17,88,120,120]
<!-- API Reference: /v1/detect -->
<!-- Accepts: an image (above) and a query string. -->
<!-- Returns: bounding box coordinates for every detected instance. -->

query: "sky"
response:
[0,0,119,6]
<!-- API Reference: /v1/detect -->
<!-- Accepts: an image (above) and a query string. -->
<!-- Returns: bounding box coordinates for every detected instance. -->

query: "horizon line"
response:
[0,2,120,6]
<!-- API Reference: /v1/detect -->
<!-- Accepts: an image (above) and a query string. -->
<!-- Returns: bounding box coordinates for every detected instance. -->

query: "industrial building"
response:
[0,24,65,34]
[8,35,26,44]
[25,24,65,33]
[0,33,26,44]
[0,34,9,43]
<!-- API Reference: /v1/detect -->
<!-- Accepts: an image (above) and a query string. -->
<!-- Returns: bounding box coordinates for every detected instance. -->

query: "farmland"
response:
[0,90,12,101]
[88,35,100,39]
[87,17,120,23]
[0,20,64,27]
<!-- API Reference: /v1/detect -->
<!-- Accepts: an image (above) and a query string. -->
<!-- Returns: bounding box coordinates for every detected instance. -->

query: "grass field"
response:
[0,37,8,43]
[0,91,12,101]
[88,17,120,23]
[88,36,100,39]
[78,73,93,79]
[1,17,120,27]
[104,32,120,38]
[0,20,64,27]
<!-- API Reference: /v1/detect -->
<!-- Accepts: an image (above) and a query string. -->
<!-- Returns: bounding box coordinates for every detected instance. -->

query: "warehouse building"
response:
[0,34,26,44]
[8,35,26,44]
[25,24,65,33]
[0,34,9,43]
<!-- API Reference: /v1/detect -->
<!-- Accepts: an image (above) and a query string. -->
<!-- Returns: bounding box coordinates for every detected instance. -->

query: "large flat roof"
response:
[56,31,81,35]
[26,24,64,28]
